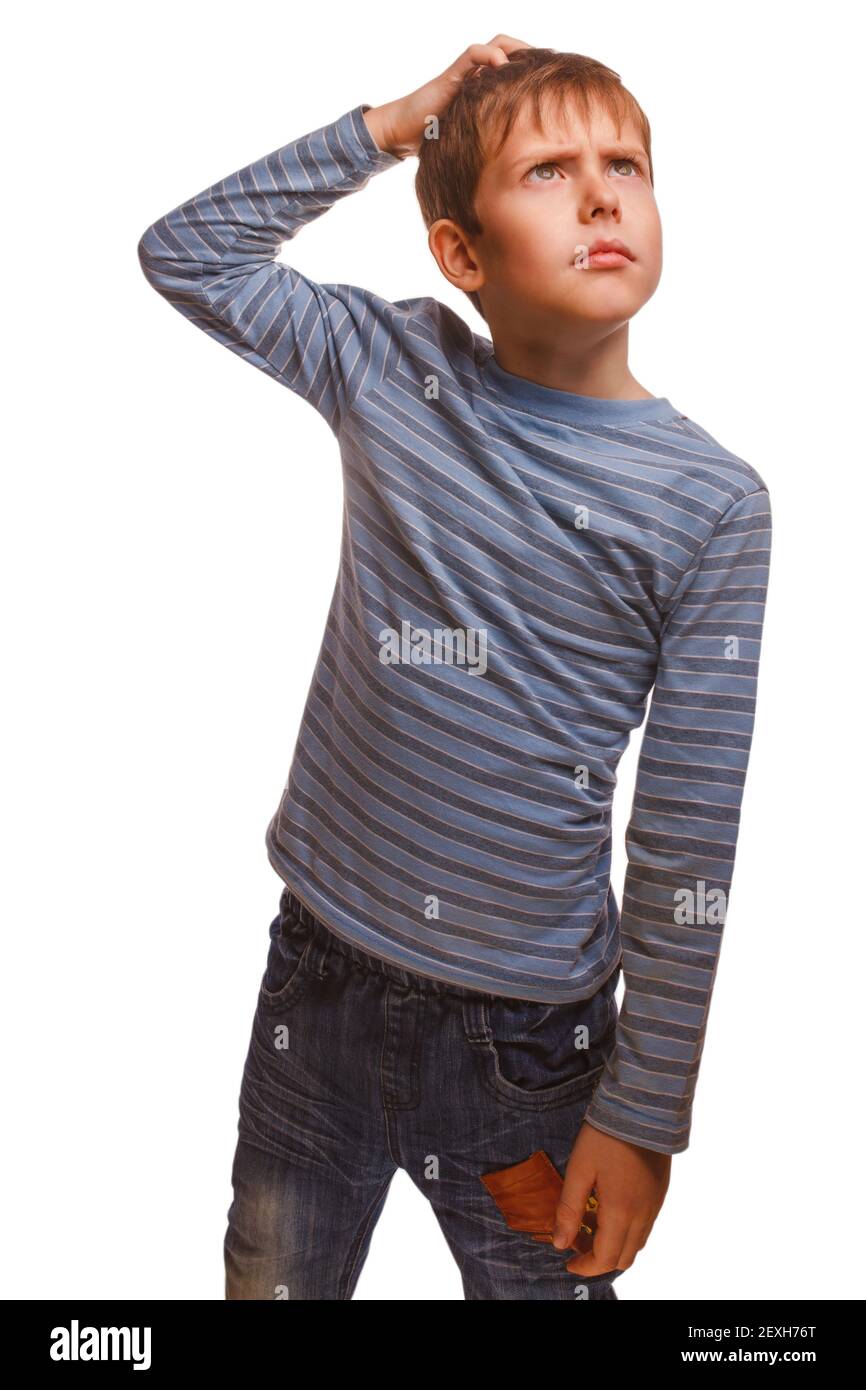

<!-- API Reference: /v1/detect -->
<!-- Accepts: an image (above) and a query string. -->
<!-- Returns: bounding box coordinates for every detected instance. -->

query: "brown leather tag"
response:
[480,1150,598,1251]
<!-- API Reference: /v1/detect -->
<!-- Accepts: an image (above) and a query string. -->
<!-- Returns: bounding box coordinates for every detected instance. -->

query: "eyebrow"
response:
[507,145,648,172]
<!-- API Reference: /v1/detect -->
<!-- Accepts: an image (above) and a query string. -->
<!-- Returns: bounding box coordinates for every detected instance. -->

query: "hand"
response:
[552,1121,672,1276]
[363,34,532,159]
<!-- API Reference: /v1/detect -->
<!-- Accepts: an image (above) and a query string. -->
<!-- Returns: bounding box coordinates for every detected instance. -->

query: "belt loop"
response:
[282,885,333,979]
[306,919,332,979]
[462,995,490,1043]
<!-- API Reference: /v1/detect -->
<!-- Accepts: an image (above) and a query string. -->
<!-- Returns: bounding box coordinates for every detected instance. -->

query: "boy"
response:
[138,38,772,1300]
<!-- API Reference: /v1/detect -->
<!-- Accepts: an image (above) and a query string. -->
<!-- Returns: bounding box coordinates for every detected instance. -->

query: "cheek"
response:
[633,197,662,256]
[495,228,553,283]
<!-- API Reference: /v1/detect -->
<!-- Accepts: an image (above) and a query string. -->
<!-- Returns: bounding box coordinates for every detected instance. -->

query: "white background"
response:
[4,0,863,1300]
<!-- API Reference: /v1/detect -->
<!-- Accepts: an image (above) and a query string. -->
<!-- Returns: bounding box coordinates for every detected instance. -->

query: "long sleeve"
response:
[137,104,402,435]
[584,487,773,1155]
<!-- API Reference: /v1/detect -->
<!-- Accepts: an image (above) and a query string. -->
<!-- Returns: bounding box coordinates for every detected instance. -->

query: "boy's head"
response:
[415,48,661,340]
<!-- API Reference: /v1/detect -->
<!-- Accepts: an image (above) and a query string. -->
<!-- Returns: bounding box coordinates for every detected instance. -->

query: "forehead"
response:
[486,91,645,167]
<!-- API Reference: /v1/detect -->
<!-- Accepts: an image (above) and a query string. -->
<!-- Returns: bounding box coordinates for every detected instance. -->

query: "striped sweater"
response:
[138,102,772,1155]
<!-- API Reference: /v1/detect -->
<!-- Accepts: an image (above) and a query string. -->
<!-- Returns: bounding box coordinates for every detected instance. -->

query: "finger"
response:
[487,34,533,53]
[565,1203,627,1277]
[447,37,532,87]
[552,1164,595,1249]
[458,42,514,78]
[565,1226,624,1277]
[613,1220,653,1272]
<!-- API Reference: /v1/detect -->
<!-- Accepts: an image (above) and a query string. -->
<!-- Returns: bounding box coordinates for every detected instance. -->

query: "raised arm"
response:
[137,40,532,435]
[584,487,773,1155]
[137,105,403,434]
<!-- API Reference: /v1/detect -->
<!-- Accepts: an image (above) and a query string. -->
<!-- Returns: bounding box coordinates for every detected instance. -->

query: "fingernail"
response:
[551,1229,567,1249]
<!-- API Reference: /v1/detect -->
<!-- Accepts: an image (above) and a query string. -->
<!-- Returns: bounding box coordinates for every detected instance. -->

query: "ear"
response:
[427,218,485,298]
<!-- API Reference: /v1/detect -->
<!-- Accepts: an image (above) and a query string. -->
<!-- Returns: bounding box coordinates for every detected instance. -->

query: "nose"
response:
[578,170,621,222]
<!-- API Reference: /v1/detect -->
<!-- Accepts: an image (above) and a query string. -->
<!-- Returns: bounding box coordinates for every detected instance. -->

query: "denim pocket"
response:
[469,969,619,1110]
[258,893,316,1009]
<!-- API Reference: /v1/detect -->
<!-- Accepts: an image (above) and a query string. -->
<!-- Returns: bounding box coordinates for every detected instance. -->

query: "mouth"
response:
[574,239,635,269]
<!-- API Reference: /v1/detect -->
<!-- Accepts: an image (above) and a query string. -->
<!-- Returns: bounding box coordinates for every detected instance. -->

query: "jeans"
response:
[224,885,624,1301]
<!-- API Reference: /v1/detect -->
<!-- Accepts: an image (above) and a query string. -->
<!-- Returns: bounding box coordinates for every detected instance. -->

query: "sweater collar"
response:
[480,347,680,427]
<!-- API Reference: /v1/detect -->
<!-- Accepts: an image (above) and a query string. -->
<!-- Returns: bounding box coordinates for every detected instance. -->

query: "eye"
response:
[525,161,560,183]
[611,157,641,177]
[524,156,644,184]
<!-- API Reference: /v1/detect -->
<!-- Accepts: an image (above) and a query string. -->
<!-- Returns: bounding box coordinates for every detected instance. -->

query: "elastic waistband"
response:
[279,884,618,1004]
[281,885,506,999]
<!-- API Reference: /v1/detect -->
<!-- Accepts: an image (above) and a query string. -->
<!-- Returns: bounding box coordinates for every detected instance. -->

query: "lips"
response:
[574,238,635,268]
[589,238,634,260]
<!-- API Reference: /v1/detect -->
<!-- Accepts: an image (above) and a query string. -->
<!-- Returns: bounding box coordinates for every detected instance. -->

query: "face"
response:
[456,97,662,337]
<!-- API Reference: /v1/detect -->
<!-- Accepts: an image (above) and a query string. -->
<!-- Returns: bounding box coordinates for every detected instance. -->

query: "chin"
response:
[564,295,642,325]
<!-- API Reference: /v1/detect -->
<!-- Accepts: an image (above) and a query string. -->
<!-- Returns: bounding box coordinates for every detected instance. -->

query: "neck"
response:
[487,322,654,401]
